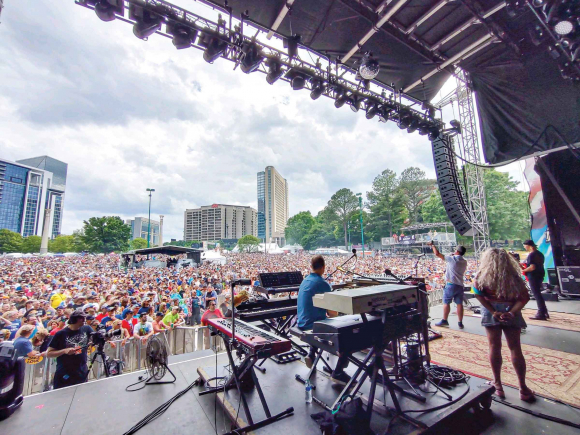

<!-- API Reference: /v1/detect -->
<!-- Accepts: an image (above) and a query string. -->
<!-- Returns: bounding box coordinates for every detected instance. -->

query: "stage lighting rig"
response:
[199,29,229,64]
[397,110,413,130]
[309,78,325,100]
[129,4,162,40]
[365,100,381,119]
[443,120,462,137]
[359,52,380,80]
[334,87,351,109]
[92,0,124,22]
[166,23,198,49]
[406,116,419,134]
[349,93,363,112]
[284,34,301,59]
[265,57,284,84]
[379,101,396,123]
[239,41,264,74]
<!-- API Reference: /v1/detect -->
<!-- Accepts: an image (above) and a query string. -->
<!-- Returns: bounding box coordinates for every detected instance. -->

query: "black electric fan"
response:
[126,335,176,391]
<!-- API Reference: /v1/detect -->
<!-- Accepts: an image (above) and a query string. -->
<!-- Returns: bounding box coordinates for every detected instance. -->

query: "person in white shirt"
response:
[133,315,154,343]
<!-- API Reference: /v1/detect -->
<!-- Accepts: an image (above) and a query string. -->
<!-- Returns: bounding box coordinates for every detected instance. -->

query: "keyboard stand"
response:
[199,337,294,434]
[294,347,334,388]
[255,316,306,372]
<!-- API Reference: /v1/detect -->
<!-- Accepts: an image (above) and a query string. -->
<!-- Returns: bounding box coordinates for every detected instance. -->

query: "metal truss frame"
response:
[454,69,490,258]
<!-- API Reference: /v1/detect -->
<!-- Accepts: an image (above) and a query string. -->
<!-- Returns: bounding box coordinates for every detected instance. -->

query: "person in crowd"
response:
[204,286,217,309]
[134,314,154,343]
[430,242,468,329]
[121,309,139,336]
[14,325,42,359]
[201,300,224,326]
[522,240,548,320]
[3,311,21,340]
[108,320,130,348]
[190,287,202,326]
[46,309,94,389]
[472,248,534,402]
[162,306,181,330]
[152,312,167,333]
[297,255,351,386]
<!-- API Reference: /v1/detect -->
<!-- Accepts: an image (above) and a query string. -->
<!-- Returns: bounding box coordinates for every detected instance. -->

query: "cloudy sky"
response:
[0,0,525,241]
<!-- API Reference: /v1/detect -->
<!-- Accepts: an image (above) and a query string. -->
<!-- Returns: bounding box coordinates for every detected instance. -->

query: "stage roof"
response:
[125,245,203,256]
[211,0,580,163]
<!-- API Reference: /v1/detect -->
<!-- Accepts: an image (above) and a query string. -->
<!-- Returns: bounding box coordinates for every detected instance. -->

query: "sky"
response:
[0,0,527,241]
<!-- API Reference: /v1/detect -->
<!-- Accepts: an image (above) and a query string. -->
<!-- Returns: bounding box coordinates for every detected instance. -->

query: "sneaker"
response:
[458,322,464,329]
[435,319,449,327]
[305,356,314,369]
[331,371,351,386]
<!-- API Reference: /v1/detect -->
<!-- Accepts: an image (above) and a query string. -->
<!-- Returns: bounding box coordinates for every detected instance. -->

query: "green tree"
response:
[49,235,75,253]
[285,211,315,244]
[327,188,359,248]
[365,169,407,241]
[483,169,530,240]
[21,236,42,253]
[82,216,131,253]
[72,229,89,252]
[421,191,448,223]
[237,234,261,253]
[398,167,435,224]
[301,222,330,250]
[0,229,23,253]
[130,238,149,250]
[367,169,399,207]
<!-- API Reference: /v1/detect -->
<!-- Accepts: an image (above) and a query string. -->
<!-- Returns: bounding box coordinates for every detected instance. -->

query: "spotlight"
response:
[554,19,575,35]
[443,120,462,136]
[428,127,440,141]
[505,1,524,18]
[199,31,229,64]
[407,117,419,134]
[532,0,546,7]
[333,88,350,108]
[418,121,431,136]
[265,58,284,85]
[167,24,198,50]
[528,23,545,46]
[378,104,394,123]
[309,78,325,100]
[239,42,264,74]
[359,52,380,80]
[129,5,162,40]
[365,100,380,119]
[94,0,123,22]
[349,94,363,112]
[397,111,413,129]
[284,69,309,90]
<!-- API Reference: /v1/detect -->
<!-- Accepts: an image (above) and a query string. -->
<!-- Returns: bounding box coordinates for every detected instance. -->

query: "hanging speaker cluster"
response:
[431,136,473,236]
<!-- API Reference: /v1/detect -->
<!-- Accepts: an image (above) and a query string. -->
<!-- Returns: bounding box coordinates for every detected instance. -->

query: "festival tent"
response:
[202,250,227,265]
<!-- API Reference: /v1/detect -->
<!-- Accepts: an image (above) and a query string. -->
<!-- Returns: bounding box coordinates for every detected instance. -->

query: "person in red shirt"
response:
[95,305,108,323]
[121,310,138,336]
[201,301,224,326]
[50,316,67,336]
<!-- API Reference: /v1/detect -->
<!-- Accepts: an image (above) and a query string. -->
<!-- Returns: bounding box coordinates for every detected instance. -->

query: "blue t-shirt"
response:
[7,319,21,340]
[297,273,332,330]
[14,337,33,358]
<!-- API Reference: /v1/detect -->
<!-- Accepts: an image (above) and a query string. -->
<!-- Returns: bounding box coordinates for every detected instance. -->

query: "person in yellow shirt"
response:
[50,289,67,309]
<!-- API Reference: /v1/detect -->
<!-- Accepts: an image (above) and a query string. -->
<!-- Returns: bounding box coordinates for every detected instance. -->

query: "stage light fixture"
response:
[130,5,162,40]
[239,42,264,74]
[365,100,380,119]
[528,23,545,46]
[397,111,413,129]
[284,34,301,59]
[359,52,380,80]
[94,0,123,22]
[349,94,363,112]
[427,127,440,141]
[309,78,325,100]
[378,104,394,123]
[284,69,309,90]
[443,120,462,137]
[406,117,419,134]
[554,19,575,35]
[418,121,431,136]
[533,0,546,7]
[265,58,284,84]
[167,24,198,50]
[199,31,229,64]
[334,88,351,109]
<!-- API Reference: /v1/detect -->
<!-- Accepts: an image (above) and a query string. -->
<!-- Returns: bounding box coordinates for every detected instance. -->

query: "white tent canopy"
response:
[202,250,227,264]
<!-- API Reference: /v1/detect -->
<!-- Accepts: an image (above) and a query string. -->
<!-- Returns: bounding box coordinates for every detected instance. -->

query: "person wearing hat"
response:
[100,306,119,331]
[522,240,548,320]
[46,309,93,389]
[50,287,67,309]
[152,312,167,334]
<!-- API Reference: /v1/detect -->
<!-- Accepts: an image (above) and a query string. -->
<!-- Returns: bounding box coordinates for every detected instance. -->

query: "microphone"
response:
[352,248,357,256]
[417,253,426,258]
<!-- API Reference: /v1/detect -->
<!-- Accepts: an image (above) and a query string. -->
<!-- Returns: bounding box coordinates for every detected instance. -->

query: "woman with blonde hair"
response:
[473,248,534,402]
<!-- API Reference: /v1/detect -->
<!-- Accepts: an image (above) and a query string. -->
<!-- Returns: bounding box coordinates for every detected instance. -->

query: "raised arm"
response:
[429,241,445,260]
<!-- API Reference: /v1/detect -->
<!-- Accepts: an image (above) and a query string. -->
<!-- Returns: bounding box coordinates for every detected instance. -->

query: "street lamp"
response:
[356,193,365,257]
[347,221,351,251]
[146,188,155,249]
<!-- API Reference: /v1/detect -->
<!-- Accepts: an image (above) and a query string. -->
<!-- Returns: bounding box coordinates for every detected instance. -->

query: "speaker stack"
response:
[431,136,473,236]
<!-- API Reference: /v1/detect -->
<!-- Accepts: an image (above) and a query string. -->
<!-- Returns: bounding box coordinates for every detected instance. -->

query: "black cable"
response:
[491,396,580,430]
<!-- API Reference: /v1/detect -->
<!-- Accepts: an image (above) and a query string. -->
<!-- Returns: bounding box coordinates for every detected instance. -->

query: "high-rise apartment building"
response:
[184,204,257,242]
[125,217,160,246]
[0,156,67,239]
[257,166,289,246]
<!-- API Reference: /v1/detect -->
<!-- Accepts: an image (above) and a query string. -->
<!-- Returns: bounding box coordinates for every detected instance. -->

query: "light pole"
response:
[347,221,351,251]
[146,188,155,249]
[356,193,365,257]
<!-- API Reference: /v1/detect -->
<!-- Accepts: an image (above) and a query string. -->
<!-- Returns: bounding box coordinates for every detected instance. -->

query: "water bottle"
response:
[305,380,313,403]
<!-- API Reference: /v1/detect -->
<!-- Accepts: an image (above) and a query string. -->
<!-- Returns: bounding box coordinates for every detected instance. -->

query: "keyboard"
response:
[206,317,292,357]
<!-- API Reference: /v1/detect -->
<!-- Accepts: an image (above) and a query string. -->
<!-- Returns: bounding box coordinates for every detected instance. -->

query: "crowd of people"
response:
[0,250,476,388]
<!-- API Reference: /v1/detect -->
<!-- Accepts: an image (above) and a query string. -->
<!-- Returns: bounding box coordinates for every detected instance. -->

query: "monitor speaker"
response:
[431,136,473,236]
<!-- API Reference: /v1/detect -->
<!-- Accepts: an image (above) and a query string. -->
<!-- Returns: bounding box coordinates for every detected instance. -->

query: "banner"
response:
[524,158,554,281]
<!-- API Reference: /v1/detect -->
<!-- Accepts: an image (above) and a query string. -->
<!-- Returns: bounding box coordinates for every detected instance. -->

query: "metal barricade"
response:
[22,326,219,396]
[427,289,444,308]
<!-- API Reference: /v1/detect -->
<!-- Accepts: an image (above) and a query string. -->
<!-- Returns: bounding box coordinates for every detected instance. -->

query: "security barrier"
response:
[22,326,224,396]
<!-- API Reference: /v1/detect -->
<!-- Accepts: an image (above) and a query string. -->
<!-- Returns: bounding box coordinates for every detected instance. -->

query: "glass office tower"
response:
[257,171,265,239]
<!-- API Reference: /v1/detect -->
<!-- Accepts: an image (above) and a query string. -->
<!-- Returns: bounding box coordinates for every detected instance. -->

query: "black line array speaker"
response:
[431,136,473,236]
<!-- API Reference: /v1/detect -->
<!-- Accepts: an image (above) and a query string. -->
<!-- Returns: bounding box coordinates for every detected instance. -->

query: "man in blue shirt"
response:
[297,255,351,385]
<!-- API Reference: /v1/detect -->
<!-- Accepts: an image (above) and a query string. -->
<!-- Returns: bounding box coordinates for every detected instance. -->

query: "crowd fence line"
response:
[22,326,224,396]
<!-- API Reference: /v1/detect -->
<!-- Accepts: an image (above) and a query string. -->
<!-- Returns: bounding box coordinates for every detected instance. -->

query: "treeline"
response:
[285,167,530,250]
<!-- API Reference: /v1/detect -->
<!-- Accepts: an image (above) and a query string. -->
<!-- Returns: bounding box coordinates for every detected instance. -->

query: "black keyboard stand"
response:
[294,347,334,388]
[255,316,306,372]
[199,337,294,434]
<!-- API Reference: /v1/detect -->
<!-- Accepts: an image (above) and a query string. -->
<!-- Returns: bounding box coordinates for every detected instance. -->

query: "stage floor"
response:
[2,349,579,435]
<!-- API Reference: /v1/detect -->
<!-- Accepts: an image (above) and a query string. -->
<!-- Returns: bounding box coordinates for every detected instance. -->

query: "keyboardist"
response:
[297,255,351,385]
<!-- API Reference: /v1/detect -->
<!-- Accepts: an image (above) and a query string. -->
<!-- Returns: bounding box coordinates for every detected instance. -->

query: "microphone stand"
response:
[414,254,425,278]
[230,279,251,348]
[325,249,357,282]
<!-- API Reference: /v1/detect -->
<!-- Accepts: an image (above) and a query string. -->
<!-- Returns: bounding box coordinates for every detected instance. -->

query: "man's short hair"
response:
[456,246,467,256]
[311,255,325,271]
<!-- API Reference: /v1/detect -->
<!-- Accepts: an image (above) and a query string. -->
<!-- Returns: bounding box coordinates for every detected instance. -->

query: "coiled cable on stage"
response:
[425,365,468,386]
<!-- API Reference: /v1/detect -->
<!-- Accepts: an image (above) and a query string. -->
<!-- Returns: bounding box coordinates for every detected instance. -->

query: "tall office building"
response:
[125,217,160,246]
[184,204,257,242]
[257,166,289,246]
[0,156,67,239]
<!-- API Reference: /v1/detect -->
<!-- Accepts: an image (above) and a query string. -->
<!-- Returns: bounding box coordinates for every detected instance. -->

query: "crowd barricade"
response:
[427,288,444,308]
[22,326,225,396]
